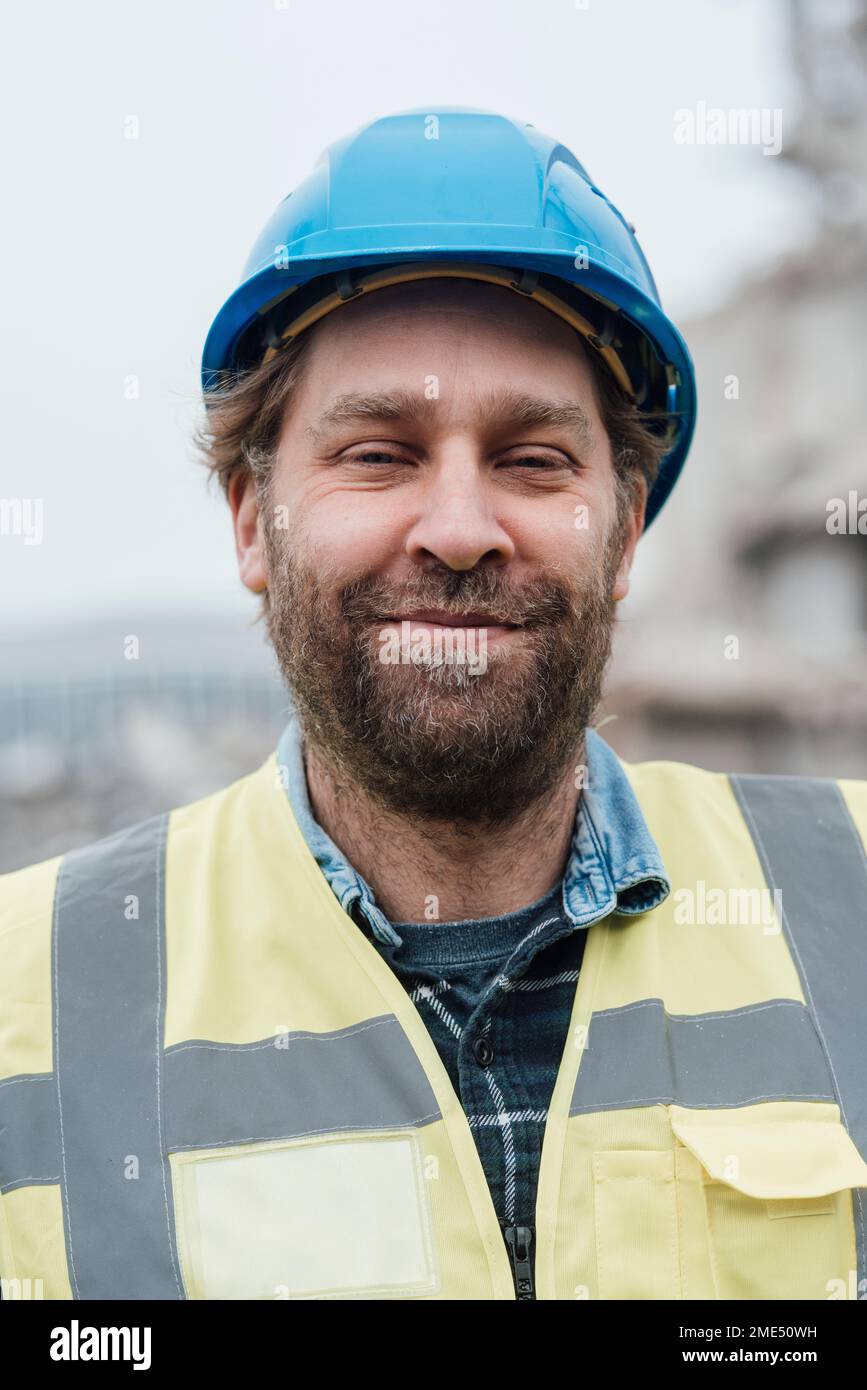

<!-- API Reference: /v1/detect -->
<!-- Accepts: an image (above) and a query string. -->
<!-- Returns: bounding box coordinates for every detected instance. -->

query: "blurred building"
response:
[606,0,867,777]
[0,617,289,872]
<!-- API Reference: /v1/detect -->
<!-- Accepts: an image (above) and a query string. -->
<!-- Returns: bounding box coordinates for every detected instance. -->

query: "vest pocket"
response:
[171,1128,440,1300]
[669,1104,867,1300]
[592,1149,682,1299]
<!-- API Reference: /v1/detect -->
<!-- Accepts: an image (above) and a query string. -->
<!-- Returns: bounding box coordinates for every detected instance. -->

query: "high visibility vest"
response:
[2,747,867,1301]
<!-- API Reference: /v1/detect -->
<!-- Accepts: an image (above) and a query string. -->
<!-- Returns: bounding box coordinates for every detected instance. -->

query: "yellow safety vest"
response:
[2,745,867,1300]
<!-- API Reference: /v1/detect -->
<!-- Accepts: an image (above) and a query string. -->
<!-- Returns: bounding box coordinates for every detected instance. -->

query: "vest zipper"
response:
[504,1225,535,1300]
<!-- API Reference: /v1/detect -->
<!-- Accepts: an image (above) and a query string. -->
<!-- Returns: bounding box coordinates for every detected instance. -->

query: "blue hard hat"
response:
[202,106,696,527]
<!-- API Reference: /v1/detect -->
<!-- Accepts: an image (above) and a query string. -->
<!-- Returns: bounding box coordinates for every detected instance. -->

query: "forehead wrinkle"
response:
[305,384,596,449]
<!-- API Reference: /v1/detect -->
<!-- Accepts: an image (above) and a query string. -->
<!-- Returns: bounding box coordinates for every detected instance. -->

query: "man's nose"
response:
[404,452,516,572]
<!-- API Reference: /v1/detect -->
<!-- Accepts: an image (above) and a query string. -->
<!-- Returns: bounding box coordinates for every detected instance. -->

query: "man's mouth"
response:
[382,609,522,630]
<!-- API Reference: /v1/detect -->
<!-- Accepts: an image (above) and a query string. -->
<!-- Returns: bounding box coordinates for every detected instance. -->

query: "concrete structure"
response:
[606,0,867,778]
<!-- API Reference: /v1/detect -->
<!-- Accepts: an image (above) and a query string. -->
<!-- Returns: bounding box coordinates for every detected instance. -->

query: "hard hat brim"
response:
[202,246,695,529]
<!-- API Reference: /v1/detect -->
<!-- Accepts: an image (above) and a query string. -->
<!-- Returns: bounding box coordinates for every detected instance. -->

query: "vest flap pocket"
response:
[669,1104,867,1200]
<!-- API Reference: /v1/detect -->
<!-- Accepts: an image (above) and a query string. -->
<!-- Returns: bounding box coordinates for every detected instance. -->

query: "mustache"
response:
[337,569,574,629]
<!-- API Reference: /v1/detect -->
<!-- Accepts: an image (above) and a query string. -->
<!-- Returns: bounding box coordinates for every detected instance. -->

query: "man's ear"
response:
[611,473,648,602]
[228,472,267,594]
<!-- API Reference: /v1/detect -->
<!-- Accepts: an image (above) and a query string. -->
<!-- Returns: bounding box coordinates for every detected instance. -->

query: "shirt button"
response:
[473,1037,494,1067]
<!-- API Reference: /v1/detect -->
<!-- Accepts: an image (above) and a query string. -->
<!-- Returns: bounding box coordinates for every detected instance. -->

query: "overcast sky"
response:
[1,0,809,631]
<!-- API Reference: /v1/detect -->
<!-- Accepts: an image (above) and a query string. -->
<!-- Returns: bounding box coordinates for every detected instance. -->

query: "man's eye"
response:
[344,450,406,466]
[502,455,570,470]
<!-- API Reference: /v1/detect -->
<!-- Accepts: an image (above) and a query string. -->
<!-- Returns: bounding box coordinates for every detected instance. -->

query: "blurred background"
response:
[1,0,865,871]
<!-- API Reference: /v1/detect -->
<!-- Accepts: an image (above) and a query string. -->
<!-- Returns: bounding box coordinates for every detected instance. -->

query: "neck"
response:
[303,737,585,924]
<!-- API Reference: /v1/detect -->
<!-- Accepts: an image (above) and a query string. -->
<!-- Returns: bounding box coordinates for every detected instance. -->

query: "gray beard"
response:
[263,524,623,826]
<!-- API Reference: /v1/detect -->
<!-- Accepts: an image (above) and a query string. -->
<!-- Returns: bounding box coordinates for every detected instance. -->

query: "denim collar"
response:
[275,711,670,948]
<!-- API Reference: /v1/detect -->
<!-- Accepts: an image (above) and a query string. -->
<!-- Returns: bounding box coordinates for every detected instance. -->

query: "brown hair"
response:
[192,318,671,527]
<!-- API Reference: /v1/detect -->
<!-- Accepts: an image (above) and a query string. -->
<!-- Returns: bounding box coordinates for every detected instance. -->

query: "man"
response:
[2,108,867,1303]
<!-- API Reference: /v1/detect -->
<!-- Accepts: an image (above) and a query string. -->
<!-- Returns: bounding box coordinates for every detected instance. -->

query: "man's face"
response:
[232,278,645,823]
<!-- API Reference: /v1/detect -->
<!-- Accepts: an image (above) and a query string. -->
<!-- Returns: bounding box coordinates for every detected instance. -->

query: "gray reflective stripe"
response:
[164,1016,441,1151]
[53,814,184,1301]
[570,997,834,1115]
[0,1074,59,1194]
[730,773,867,1291]
[0,1021,442,1192]
[35,813,444,1299]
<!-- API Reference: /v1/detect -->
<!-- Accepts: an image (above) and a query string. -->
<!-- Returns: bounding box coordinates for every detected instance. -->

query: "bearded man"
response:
[3,109,867,1304]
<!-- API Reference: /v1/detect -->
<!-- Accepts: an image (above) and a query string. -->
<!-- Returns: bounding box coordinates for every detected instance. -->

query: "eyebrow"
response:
[305,387,596,450]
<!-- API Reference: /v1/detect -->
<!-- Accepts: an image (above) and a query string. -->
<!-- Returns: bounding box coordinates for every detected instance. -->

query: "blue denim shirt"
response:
[275,713,670,946]
[274,710,670,1293]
